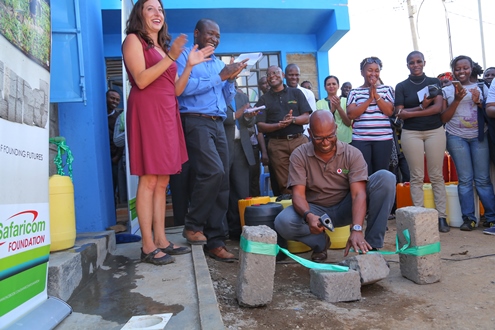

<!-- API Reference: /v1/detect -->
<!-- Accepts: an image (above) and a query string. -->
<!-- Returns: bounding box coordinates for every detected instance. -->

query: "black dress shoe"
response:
[438,217,450,233]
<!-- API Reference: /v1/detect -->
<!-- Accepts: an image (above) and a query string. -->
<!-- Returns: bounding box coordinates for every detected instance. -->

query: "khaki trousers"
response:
[401,127,447,218]
[267,135,308,195]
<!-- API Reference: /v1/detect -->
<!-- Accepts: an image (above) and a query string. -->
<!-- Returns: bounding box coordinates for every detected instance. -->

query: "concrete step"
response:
[47,231,116,301]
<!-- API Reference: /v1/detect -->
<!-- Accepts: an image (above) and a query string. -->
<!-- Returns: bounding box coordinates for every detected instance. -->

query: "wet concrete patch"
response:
[67,254,184,325]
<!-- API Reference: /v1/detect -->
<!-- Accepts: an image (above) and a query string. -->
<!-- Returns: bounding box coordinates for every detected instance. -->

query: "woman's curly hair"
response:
[125,0,171,50]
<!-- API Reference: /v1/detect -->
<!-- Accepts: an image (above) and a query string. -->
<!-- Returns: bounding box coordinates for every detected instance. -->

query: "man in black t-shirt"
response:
[255,65,312,194]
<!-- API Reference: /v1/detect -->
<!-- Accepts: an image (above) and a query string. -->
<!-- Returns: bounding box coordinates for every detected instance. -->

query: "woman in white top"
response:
[441,55,495,231]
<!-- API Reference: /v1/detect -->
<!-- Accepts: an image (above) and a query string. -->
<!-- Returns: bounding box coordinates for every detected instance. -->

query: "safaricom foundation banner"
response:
[0,0,51,325]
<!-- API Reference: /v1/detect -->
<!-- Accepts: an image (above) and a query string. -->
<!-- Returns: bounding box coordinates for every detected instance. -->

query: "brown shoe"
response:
[182,229,207,245]
[204,246,236,263]
[311,233,330,263]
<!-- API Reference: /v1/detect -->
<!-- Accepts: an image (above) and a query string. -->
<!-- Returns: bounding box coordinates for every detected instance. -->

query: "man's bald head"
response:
[309,110,336,133]
[309,111,338,155]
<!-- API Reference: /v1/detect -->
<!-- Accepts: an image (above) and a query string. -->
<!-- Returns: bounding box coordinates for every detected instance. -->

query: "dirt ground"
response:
[206,218,495,330]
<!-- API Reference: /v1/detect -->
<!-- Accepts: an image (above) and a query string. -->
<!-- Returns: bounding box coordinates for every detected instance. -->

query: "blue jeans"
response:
[446,132,495,222]
[274,170,396,250]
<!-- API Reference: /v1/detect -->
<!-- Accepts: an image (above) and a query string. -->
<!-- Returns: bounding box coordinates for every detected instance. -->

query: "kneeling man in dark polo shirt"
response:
[274,110,395,262]
[255,65,312,195]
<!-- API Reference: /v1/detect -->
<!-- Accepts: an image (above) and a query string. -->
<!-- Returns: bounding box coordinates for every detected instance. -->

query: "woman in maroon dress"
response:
[122,0,213,265]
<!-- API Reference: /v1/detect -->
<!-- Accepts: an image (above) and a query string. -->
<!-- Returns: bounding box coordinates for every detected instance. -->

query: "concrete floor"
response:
[55,226,223,330]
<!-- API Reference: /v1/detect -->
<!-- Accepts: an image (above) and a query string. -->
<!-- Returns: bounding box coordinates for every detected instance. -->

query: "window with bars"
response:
[217,52,280,105]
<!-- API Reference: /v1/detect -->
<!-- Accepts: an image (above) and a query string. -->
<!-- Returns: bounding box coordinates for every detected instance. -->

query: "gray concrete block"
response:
[236,225,277,307]
[48,245,88,301]
[76,231,116,268]
[395,206,441,284]
[310,269,361,302]
[48,231,115,301]
[341,253,390,285]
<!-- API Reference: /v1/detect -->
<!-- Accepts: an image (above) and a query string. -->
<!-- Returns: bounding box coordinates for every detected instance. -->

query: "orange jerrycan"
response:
[396,182,413,209]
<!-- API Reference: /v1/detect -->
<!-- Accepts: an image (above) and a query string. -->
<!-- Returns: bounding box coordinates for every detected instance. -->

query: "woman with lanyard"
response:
[395,51,448,233]
[316,75,352,143]
[347,57,395,175]
[441,55,495,231]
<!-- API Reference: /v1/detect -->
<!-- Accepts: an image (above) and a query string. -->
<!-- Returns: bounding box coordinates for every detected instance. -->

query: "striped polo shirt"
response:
[347,85,395,141]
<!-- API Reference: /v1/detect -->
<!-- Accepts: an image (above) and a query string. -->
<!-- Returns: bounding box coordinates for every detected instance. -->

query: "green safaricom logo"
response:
[0,210,47,252]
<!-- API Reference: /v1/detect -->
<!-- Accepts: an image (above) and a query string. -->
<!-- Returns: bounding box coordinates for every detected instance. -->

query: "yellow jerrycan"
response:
[49,175,76,251]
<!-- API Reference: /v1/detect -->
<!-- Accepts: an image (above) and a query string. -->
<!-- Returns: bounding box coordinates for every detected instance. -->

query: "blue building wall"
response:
[57,0,115,232]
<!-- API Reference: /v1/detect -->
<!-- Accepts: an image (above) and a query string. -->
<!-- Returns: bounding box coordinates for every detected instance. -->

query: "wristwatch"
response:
[351,224,363,232]
[292,118,296,124]
[303,210,312,223]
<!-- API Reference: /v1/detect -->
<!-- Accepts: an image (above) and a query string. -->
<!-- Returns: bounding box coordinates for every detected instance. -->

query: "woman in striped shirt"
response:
[347,57,395,175]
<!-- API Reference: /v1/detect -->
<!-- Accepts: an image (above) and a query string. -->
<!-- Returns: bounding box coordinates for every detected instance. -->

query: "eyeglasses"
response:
[311,133,336,142]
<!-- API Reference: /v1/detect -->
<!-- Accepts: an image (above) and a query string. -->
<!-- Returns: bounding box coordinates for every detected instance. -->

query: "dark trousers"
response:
[275,170,395,249]
[489,133,495,166]
[227,140,251,237]
[117,157,127,203]
[182,115,229,250]
[351,139,393,176]
[169,161,193,226]
[249,145,260,197]
[111,161,118,205]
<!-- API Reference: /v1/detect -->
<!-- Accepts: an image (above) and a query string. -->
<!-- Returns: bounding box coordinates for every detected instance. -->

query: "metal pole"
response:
[407,0,419,50]
[442,0,453,61]
[477,0,486,68]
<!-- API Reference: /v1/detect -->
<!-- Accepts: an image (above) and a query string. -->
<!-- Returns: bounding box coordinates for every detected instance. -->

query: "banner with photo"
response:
[0,0,51,325]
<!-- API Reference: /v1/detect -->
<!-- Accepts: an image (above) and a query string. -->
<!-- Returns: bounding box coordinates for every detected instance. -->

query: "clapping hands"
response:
[187,44,214,66]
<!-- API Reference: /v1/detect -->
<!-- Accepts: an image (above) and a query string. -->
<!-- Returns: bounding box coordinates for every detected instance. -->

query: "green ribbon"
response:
[240,229,439,272]
[49,137,74,180]
[368,229,441,256]
[240,236,349,272]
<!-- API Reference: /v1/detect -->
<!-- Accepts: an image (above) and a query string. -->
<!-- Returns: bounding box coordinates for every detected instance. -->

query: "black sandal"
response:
[140,248,175,265]
[161,242,191,255]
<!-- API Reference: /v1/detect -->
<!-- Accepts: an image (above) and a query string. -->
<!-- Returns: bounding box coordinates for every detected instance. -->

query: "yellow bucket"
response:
[287,240,312,254]
[326,225,350,249]
[269,196,292,209]
[423,183,436,209]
